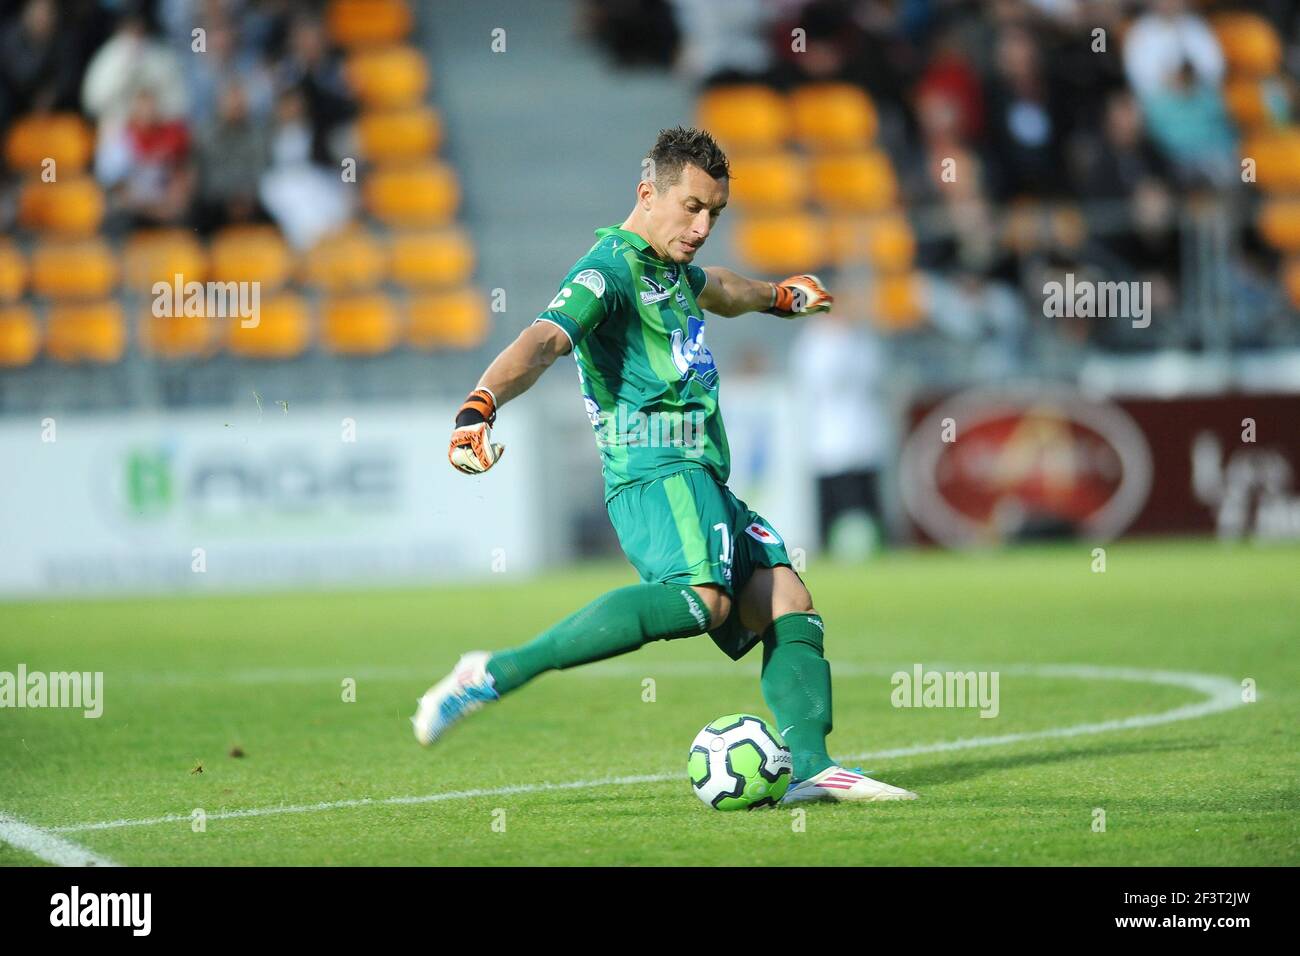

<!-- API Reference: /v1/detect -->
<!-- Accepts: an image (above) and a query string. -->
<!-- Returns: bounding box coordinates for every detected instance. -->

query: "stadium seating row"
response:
[0,227,475,301]
[0,288,487,366]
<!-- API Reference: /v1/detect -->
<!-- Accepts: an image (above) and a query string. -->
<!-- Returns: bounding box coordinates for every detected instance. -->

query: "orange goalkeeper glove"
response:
[765,274,834,318]
[448,387,505,474]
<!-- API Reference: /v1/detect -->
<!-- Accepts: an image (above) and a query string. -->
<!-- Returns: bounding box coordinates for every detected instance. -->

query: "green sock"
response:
[760,612,835,781]
[486,583,711,694]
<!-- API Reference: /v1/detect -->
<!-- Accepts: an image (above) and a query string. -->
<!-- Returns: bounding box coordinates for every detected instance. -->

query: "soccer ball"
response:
[688,713,793,810]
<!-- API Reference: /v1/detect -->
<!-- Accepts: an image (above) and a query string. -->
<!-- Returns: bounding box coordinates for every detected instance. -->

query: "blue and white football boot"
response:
[781,766,917,804]
[411,651,500,746]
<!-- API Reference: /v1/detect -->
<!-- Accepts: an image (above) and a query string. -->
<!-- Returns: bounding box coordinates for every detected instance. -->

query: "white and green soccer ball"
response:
[688,713,793,810]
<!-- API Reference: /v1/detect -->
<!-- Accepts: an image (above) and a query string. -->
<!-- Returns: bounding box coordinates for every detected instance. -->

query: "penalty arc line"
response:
[41,664,1248,836]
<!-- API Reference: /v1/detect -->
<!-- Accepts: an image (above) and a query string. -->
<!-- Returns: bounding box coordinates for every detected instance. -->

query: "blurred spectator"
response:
[0,0,81,127]
[81,7,188,131]
[925,268,1028,374]
[983,24,1067,200]
[274,13,357,165]
[668,0,773,85]
[258,87,352,249]
[187,19,274,128]
[581,0,680,69]
[791,311,891,554]
[1076,89,1169,201]
[193,81,271,234]
[1123,0,1224,100]
[95,86,195,230]
[1138,60,1237,188]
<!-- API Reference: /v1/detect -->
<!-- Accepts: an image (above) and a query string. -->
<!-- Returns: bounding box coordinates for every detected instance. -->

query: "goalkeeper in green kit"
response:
[413,127,916,804]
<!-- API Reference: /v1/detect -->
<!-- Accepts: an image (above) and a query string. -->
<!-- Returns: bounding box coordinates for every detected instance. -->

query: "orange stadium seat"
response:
[696,85,788,154]
[735,215,828,274]
[227,294,312,359]
[209,225,292,291]
[346,46,429,109]
[790,84,878,151]
[0,241,26,302]
[140,309,218,360]
[811,151,897,213]
[122,229,207,294]
[0,305,40,367]
[389,229,475,289]
[327,0,413,48]
[31,239,118,299]
[726,153,809,211]
[321,293,400,355]
[870,273,926,331]
[301,229,387,292]
[364,162,459,226]
[357,107,442,163]
[828,215,916,271]
[17,175,106,236]
[45,301,126,363]
[1224,79,1269,130]
[1212,12,1283,77]
[1283,258,1300,310]
[1257,199,1300,252]
[407,288,488,349]
[3,113,94,174]
[1242,128,1300,192]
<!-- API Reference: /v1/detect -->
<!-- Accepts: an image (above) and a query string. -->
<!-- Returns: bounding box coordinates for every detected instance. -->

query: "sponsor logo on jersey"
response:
[745,522,782,545]
[547,287,572,310]
[669,315,718,389]
[573,269,606,298]
[639,275,673,305]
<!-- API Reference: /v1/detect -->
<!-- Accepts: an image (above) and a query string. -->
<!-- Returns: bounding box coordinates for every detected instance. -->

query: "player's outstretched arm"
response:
[697,267,833,318]
[448,321,571,474]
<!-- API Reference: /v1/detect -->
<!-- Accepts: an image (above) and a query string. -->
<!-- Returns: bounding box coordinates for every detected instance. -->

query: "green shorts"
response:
[606,466,793,661]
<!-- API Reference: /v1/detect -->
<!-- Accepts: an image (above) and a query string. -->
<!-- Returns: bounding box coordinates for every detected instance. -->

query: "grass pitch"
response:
[1,538,1297,866]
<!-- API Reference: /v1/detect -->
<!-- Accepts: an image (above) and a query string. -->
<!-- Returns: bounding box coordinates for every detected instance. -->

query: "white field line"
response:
[0,811,121,866]
[43,664,1246,836]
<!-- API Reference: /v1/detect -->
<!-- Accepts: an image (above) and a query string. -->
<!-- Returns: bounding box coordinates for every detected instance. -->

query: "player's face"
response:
[650,164,728,263]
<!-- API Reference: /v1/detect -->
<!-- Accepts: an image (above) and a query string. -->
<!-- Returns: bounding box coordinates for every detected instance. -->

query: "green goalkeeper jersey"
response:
[534,224,731,501]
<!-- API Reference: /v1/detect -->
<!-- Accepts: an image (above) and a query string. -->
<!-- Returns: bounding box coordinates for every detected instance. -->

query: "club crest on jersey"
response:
[670,315,718,389]
[639,274,674,304]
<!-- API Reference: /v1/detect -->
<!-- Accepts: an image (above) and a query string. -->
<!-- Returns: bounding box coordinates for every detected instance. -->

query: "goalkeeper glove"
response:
[448,387,505,474]
[765,274,833,318]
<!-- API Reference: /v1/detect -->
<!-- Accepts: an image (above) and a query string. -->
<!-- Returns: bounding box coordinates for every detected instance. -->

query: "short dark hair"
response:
[646,126,730,190]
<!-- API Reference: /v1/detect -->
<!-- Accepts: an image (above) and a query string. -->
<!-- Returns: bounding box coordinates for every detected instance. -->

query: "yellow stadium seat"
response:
[727,153,808,211]
[140,309,218,360]
[1242,128,1300,192]
[347,46,429,109]
[46,301,126,363]
[407,288,488,349]
[0,305,40,367]
[327,0,413,47]
[1283,258,1300,309]
[31,240,118,299]
[227,294,311,359]
[364,162,459,226]
[321,293,400,355]
[122,229,207,294]
[17,175,105,236]
[1212,12,1283,77]
[790,83,878,151]
[209,225,291,291]
[358,107,442,163]
[389,229,475,289]
[811,151,897,212]
[696,85,788,154]
[302,229,387,292]
[4,113,94,174]
[1258,199,1300,252]
[734,215,828,274]
[0,241,26,302]
[870,273,926,331]
[1224,78,1269,130]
